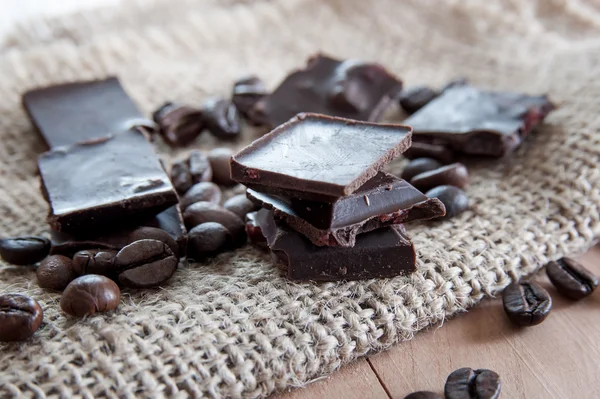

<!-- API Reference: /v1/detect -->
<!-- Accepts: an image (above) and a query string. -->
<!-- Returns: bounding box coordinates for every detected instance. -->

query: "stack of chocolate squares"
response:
[231,113,446,281]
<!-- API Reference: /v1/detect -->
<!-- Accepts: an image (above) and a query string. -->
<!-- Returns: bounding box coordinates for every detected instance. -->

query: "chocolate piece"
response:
[247,54,403,129]
[245,212,267,249]
[152,102,205,147]
[144,205,188,256]
[23,77,155,148]
[405,85,555,157]
[247,172,445,247]
[425,186,469,220]
[231,113,412,199]
[256,210,415,281]
[38,129,178,233]
[402,142,454,164]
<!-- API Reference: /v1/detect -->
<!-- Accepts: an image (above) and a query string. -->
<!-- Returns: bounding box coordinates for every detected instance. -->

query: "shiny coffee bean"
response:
[223,194,259,219]
[183,202,246,245]
[403,392,443,399]
[187,223,234,260]
[60,275,120,317]
[546,257,599,300]
[188,150,213,184]
[127,226,179,258]
[232,76,268,117]
[246,211,267,249]
[115,239,178,288]
[72,249,118,277]
[410,163,469,191]
[37,255,75,290]
[208,148,236,186]
[502,281,552,326]
[170,161,193,194]
[152,102,205,147]
[0,236,51,265]
[399,86,439,114]
[444,367,501,399]
[401,158,443,181]
[0,293,43,341]
[425,186,469,219]
[203,98,241,140]
[403,142,454,164]
[180,182,222,210]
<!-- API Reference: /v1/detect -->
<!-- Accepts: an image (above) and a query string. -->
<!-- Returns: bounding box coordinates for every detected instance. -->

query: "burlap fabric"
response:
[1,0,600,397]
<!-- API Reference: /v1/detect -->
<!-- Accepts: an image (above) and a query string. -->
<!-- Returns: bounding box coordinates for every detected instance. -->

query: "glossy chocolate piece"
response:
[38,129,178,233]
[256,210,415,281]
[405,85,555,157]
[23,77,154,148]
[247,54,403,129]
[247,172,445,247]
[231,113,412,199]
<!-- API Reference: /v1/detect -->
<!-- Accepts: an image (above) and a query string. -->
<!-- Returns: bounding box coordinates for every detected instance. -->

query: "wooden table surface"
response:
[274,246,600,399]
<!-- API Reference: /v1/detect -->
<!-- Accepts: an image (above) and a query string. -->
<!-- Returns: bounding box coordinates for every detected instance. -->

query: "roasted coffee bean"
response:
[208,147,236,186]
[246,211,267,249]
[399,86,439,114]
[183,202,246,245]
[115,239,178,288]
[403,392,443,399]
[72,249,118,277]
[0,293,43,341]
[180,182,222,210]
[403,142,454,164]
[203,98,241,140]
[152,102,205,147]
[410,163,469,191]
[232,76,268,117]
[60,275,120,317]
[187,222,234,260]
[425,186,469,219]
[502,281,552,326]
[127,226,179,258]
[401,158,443,181]
[0,236,51,265]
[37,255,75,290]
[170,161,193,194]
[223,194,259,219]
[188,150,213,184]
[444,367,501,399]
[441,77,469,92]
[546,257,599,300]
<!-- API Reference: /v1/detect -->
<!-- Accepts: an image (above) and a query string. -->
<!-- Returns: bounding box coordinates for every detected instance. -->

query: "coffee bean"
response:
[37,255,75,290]
[399,86,439,114]
[115,239,178,288]
[444,367,501,399]
[180,182,222,210]
[223,194,259,219]
[208,148,236,186]
[502,281,552,326]
[188,222,234,260]
[188,150,213,184]
[72,249,118,277]
[183,202,246,245]
[0,293,43,341]
[401,158,443,181]
[425,186,469,219]
[127,226,179,258]
[232,76,268,117]
[60,275,120,317]
[403,392,443,399]
[0,236,51,265]
[153,102,205,147]
[246,211,267,249]
[403,142,454,164]
[203,98,241,140]
[410,163,469,191]
[546,257,598,300]
[170,161,193,194]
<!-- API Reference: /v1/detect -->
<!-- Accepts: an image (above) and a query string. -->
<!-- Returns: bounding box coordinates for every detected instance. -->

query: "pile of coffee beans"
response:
[403,366,501,399]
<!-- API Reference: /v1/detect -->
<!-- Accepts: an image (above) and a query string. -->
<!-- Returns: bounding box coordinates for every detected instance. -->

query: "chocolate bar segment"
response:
[23,77,154,148]
[405,85,555,157]
[231,113,412,199]
[248,54,403,129]
[247,172,445,247]
[39,129,178,233]
[256,209,415,281]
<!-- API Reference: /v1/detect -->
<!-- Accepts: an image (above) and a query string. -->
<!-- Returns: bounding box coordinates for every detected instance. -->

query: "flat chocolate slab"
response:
[39,129,178,233]
[256,209,415,281]
[248,54,403,129]
[405,85,555,157]
[231,113,412,198]
[247,172,445,247]
[23,77,154,148]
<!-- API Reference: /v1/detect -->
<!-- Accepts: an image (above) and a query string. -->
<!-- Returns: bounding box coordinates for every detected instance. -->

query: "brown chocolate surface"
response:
[231,113,412,198]
[255,209,415,281]
[248,54,403,129]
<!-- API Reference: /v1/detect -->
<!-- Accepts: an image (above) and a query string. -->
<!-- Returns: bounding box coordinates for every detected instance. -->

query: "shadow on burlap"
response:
[1,0,600,397]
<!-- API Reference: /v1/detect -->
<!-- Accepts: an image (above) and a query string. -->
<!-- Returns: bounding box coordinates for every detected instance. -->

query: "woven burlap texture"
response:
[1,0,600,397]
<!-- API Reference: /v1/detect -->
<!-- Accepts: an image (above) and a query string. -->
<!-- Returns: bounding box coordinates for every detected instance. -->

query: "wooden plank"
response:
[272,359,390,399]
